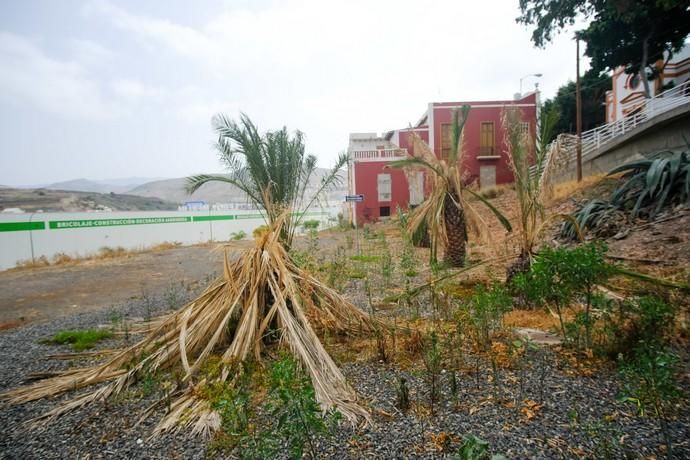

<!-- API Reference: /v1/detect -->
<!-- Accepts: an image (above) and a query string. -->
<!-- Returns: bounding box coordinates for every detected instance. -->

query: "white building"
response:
[606,44,690,123]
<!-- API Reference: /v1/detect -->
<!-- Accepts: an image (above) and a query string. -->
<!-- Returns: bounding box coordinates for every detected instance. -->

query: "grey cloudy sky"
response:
[0,0,588,186]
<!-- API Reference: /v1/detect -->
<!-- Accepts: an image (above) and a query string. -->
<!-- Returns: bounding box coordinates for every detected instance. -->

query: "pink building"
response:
[347,93,538,226]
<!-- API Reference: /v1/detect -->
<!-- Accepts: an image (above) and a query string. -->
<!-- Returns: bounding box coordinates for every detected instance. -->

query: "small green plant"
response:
[230,230,247,240]
[423,331,443,415]
[459,283,511,351]
[619,347,681,459]
[396,376,410,414]
[379,233,394,287]
[266,356,340,459]
[45,329,113,352]
[302,219,320,231]
[453,433,506,460]
[515,243,613,348]
[582,418,626,460]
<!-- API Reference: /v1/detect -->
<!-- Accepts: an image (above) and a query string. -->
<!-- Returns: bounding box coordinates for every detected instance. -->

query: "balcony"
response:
[350,148,408,162]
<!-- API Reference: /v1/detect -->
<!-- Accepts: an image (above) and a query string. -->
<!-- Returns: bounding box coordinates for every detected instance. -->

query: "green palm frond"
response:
[188,113,344,247]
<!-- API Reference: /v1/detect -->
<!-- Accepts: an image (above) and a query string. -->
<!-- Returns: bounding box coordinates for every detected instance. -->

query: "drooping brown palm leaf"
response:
[2,215,378,436]
[390,106,511,267]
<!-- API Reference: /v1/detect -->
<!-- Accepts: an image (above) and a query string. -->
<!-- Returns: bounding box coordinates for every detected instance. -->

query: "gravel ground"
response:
[1,278,689,459]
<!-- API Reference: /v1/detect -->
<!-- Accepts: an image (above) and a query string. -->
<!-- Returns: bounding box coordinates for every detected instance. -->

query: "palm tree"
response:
[187,113,346,248]
[2,113,378,436]
[391,106,511,267]
[503,105,566,282]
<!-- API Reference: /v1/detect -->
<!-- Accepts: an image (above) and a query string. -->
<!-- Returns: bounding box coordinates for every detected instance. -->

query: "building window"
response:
[479,122,495,156]
[380,206,391,217]
[440,123,452,158]
[377,173,391,202]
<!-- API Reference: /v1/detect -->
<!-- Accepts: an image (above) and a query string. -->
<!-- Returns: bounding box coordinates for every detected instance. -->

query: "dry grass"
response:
[12,241,185,271]
[503,309,561,331]
[550,174,607,203]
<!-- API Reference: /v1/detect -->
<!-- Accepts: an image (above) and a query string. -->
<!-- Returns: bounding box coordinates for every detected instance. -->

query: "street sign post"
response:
[344,195,364,254]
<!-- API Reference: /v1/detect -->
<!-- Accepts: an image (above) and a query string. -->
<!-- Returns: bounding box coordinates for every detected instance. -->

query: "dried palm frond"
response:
[389,108,511,266]
[2,216,377,436]
[503,106,563,262]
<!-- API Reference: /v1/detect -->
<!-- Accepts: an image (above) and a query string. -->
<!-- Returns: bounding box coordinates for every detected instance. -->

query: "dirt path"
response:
[0,242,251,328]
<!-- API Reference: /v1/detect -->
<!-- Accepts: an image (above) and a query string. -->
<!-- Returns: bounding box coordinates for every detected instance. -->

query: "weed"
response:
[515,243,614,348]
[396,377,410,414]
[458,283,511,351]
[45,329,113,352]
[619,347,682,458]
[452,433,506,460]
[266,355,340,459]
[423,331,442,415]
[349,255,380,263]
[230,230,247,240]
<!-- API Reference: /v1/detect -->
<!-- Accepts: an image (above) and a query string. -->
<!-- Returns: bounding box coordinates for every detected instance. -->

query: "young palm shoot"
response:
[503,106,573,281]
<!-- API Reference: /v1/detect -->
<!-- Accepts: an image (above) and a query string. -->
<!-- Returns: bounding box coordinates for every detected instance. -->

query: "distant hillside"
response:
[0,188,178,213]
[128,169,347,204]
[46,177,161,194]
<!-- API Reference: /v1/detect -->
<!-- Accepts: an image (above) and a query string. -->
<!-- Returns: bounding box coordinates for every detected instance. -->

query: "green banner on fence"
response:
[0,221,46,232]
[48,216,192,229]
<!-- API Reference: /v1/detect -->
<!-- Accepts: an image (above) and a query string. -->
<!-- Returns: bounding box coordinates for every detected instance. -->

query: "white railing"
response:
[351,148,408,161]
[531,79,690,177]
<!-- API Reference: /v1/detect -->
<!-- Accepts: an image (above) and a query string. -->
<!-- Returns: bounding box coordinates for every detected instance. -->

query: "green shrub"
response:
[457,284,511,351]
[302,219,320,230]
[46,329,113,352]
[266,356,340,459]
[619,346,682,458]
[452,433,506,460]
[514,243,614,348]
[230,230,247,240]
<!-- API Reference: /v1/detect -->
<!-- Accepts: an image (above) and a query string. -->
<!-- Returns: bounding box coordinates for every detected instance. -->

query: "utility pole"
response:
[575,34,582,182]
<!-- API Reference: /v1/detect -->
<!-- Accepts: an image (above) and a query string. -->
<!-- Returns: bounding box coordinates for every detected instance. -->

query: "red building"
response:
[347,93,538,226]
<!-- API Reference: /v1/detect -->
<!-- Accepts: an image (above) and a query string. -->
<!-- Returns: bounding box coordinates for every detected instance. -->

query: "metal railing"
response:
[351,148,408,161]
[531,79,690,177]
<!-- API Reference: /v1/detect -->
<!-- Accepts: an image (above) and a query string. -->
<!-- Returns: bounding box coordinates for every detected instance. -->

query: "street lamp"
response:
[520,73,543,95]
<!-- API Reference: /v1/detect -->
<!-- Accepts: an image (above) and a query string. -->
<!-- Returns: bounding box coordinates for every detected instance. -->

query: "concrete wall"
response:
[0,209,337,271]
[555,105,690,182]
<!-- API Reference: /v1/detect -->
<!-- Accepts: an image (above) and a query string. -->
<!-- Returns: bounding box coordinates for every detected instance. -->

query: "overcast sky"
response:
[0,0,589,186]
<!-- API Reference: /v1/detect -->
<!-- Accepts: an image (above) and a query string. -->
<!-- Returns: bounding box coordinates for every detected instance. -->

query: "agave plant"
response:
[608,151,690,219]
[559,199,618,240]
[560,150,690,240]
[390,106,511,267]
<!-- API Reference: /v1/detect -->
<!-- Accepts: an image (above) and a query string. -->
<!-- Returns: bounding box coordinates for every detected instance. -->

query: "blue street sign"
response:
[345,194,364,202]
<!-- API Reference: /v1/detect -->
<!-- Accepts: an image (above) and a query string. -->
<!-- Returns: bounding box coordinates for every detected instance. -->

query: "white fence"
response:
[531,79,690,178]
[0,208,338,271]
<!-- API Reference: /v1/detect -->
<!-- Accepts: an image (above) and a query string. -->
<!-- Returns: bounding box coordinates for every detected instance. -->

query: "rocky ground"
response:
[1,271,688,459]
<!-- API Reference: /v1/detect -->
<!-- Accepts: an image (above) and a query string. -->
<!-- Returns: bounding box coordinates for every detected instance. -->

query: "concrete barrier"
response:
[0,209,337,270]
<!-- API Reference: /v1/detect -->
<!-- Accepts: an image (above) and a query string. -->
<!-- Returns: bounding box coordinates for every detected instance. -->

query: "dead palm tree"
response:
[2,114,377,436]
[391,106,511,267]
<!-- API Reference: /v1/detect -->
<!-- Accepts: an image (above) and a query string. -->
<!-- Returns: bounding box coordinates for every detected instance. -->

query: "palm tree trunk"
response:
[443,192,467,267]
